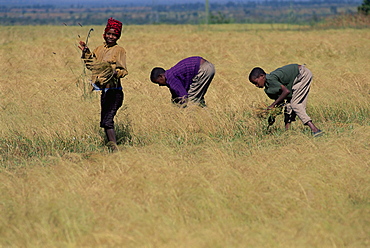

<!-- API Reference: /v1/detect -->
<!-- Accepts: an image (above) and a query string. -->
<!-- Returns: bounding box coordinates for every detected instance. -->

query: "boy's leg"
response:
[284,103,296,130]
[105,128,117,144]
[306,121,321,134]
[188,61,215,106]
[100,89,124,149]
[290,66,312,125]
[285,122,291,130]
[105,128,119,152]
[291,66,322,135]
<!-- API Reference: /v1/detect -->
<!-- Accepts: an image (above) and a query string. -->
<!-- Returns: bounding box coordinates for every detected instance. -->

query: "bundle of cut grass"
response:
[253,102,284,126]
[90,61,114,88]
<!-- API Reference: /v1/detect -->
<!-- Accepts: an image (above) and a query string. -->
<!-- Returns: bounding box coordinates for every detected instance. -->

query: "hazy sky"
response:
[1,0,362,6]
[2,0,223,5]
[0,0,318,6]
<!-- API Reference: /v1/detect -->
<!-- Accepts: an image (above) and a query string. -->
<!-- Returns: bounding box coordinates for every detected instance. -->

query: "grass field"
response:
[0,23,369,247]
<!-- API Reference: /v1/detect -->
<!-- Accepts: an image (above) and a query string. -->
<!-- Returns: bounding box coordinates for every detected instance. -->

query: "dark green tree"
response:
[358,0,370,15]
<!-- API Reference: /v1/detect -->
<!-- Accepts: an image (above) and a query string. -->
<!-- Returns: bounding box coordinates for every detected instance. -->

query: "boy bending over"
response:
[150,56,215,107]
[249,64,323,137]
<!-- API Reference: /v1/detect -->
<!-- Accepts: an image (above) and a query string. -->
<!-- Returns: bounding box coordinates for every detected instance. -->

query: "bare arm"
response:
[268,84,290,108]
[78,41,95,71]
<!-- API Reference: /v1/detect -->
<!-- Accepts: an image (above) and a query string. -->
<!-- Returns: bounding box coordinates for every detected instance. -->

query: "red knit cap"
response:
[104,17,122,38]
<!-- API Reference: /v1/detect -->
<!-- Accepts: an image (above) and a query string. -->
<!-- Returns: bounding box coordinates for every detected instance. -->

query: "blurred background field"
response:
[0,24,369,247]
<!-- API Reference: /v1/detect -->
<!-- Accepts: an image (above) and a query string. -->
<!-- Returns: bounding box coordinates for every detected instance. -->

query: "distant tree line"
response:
[358,0,370,14]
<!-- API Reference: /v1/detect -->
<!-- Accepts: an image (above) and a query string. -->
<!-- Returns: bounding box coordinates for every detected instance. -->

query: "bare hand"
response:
[78,41,89,51]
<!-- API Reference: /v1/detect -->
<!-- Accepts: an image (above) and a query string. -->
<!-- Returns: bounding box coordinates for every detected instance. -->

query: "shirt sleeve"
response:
[114,47,128,78]
[265,79,282,96]
[264,74,283,100]
[168,77,188,98]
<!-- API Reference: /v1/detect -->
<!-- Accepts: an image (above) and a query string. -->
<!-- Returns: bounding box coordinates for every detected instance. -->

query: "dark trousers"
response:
[100,89,124,129]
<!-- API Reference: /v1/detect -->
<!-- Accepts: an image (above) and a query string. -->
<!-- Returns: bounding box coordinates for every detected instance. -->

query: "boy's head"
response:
[103,18,122,45]
[249,67,266,88]
[150,67,167,86]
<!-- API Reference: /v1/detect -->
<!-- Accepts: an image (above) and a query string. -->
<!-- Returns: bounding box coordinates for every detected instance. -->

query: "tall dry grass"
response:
[0,24,369,247]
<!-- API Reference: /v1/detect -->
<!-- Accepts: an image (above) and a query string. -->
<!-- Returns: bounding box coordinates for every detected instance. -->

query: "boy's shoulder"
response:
[115,43,126,49]
[269,64,299,79]
[95,44,126,53]
[99,43,126,49]
[112,44,127,53]
[273,64,299,73]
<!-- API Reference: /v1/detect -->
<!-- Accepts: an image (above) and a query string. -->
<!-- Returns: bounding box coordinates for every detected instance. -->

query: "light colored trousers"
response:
[188,60,215,105]
[285,65,313,124]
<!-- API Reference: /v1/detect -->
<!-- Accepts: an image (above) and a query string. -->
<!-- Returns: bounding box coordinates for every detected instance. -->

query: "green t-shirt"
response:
[264,64,299,100]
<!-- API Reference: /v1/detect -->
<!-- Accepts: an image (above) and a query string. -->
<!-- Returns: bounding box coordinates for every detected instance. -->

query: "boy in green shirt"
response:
[249,64,323,137]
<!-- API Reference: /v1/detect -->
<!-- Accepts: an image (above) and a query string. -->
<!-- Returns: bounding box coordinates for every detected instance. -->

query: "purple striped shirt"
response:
[165,56,202,98]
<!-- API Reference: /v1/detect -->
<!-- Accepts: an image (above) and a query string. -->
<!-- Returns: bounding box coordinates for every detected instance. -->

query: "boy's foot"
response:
[106,141,119,153]
[312,129,324,137]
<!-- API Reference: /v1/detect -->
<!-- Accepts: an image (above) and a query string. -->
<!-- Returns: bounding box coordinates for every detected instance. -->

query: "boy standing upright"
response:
[249,64,323,137]
[79,17,128,151]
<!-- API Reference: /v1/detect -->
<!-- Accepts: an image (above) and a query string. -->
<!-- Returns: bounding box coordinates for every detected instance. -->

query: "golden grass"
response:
[0,24,369,247]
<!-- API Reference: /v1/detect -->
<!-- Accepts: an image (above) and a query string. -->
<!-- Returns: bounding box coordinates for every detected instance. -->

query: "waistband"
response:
[92,83,122,92]
[103,87,122,92]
